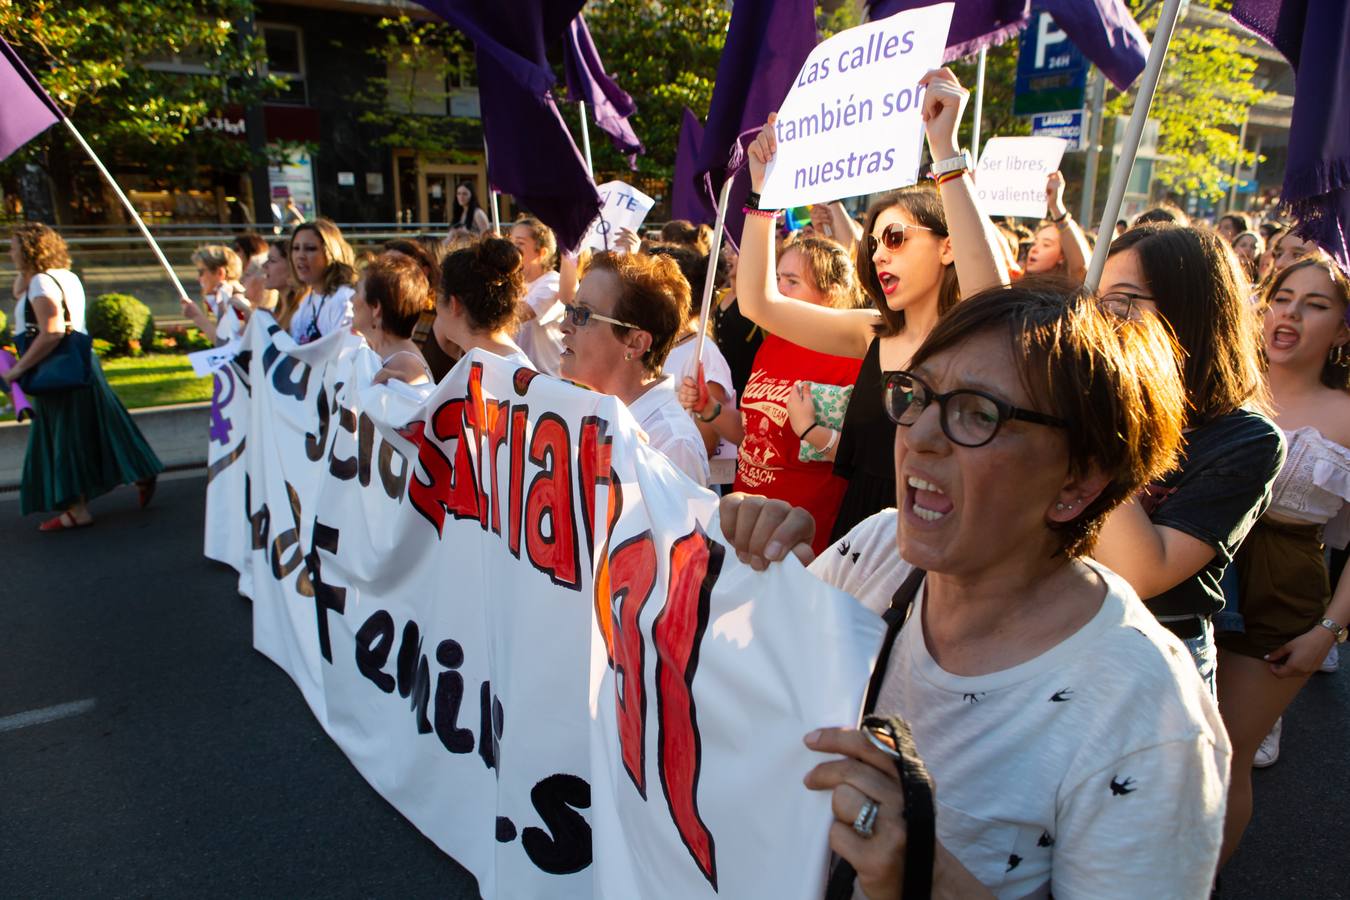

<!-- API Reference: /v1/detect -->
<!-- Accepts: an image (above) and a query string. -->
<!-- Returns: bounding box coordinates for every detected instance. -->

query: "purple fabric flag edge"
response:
[562,15,643,168]
[0,36,61,163]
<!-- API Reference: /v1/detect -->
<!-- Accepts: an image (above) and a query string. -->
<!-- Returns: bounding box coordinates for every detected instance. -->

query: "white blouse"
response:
[1269,426,1350,549]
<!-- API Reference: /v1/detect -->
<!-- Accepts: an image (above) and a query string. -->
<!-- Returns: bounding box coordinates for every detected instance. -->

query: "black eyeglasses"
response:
[865,222,936,255]
[561,303,641,330]
[1097,291,1156,321]
[883,370,1068,448]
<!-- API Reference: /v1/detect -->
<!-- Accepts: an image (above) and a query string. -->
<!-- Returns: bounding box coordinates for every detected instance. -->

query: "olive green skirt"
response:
[20,354,164,515]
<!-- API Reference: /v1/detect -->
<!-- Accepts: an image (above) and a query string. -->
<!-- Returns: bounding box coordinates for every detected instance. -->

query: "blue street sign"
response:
[1014,8,1088,117]
[1031,110,1085,151]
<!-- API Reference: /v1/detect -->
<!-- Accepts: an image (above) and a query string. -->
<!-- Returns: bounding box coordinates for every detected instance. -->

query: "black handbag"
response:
[15,276,94,395]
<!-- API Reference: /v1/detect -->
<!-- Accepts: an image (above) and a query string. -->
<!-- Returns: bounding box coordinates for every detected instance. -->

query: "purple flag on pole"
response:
[867,0,1030,60]
[0,36,60,162]
[1041,0,1149,91]
[1233,0,1350,272]
[671,108,711,225]
[692,0,817,247]
[411,1,600,251]
[563,15,643,169]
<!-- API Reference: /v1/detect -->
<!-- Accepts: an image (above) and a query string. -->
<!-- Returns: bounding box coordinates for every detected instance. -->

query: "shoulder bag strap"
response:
[23,273,71,334]
[861,566,927,716]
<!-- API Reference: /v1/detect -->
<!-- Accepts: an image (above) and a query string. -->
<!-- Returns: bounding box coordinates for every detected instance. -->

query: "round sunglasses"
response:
[866,222,936,255]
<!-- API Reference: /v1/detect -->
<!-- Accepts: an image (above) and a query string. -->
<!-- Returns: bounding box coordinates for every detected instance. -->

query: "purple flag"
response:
[1233,0,1350,272]
[412,1,601,251]
[867,0,1030,60]
[1041,0,1149,91]
[671,108,711,225]
[0,37,60,162]
[563,15,643,169]
[692,0,817,247]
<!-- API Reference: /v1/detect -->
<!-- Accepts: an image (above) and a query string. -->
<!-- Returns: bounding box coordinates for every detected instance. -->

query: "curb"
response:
[0,401,210,491]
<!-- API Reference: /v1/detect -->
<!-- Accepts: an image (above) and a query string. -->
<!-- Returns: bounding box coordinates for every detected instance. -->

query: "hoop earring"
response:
[1332,343,1349,367]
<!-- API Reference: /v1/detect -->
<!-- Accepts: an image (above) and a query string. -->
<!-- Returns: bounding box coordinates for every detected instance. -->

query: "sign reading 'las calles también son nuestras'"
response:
[758,3,954,210]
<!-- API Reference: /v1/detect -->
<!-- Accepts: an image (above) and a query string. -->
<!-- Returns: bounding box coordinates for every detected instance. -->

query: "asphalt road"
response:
[1,472,1346,898]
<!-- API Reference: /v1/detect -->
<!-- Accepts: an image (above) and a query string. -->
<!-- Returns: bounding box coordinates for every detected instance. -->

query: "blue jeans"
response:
[1180,619,1217,696]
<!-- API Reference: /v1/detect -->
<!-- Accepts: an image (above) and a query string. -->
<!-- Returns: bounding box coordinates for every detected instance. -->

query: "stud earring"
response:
[1056,501,1076,511]
[624,352,632,361]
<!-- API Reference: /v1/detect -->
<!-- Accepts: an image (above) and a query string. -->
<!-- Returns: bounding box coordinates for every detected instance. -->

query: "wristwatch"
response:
[929,150,972,177]
[1317,617,1348,643]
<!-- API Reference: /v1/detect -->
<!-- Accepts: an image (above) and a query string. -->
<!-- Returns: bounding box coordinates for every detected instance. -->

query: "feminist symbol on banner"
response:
[210,367,235,445]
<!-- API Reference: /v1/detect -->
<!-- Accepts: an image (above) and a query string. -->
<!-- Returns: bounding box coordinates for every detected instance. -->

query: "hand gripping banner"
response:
[204,315,885,898]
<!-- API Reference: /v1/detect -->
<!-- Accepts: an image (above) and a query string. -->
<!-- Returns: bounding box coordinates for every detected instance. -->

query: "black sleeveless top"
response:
[712,292,765,398]
[829,336,898,543]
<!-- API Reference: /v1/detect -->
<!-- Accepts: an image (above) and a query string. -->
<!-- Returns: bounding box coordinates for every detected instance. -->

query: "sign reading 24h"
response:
[1013,7,1088,117]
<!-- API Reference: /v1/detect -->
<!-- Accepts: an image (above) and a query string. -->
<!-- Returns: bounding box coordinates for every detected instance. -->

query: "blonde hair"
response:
[782,235,863,309]
[192,244,243,281]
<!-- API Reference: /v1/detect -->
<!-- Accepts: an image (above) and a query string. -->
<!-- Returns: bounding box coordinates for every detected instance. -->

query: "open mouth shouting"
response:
[1269,324,1299,351]
[877,271,900,296]
[905,474,953,524]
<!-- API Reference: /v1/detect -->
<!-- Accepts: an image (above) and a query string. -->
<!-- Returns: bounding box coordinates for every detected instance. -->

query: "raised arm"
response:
[1047,171,1091,283]
[738,120,879,360]
[919,68,1009,295]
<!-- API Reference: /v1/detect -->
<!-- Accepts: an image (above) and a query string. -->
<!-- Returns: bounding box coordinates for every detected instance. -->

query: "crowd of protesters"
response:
[7,60,1348,900]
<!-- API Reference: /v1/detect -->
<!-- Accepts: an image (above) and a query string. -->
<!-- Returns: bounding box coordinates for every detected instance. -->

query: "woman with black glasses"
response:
[735,68,1007,545]
[1092,225,1286,695]
[559,251,709,487]
[717,282,1229,898]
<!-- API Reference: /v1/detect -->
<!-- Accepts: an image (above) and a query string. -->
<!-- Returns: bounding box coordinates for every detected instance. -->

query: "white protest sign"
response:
[203,318,885,899]
[973,136,1069,218]
[759,4,954,210]
[188,337,241,378]
[582,181,656,253]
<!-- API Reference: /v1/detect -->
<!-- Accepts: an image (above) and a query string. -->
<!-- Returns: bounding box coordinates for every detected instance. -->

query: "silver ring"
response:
[852,798,879,838]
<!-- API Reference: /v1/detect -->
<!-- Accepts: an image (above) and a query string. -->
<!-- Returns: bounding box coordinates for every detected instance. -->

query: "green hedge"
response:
[87,293,153,355]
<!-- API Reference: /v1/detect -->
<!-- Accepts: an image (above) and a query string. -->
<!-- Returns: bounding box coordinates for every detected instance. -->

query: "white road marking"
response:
[0,698,98,734]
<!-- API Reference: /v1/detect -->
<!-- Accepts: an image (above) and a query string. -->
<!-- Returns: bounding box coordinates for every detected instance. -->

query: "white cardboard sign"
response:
[583,180,656,253]
[973,136,1069,219]
[759,4,954,209]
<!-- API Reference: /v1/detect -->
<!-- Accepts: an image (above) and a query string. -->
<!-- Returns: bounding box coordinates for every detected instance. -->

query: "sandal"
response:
[39,511,93,532]
[136,476,158,510]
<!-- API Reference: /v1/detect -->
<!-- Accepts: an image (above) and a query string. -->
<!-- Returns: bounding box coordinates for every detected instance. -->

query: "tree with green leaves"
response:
[0,0,281,223]
[355,14,481,162]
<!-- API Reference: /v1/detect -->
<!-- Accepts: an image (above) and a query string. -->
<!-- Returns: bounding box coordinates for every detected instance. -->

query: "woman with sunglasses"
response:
[433,236,533,368]
[719,281,1228,898]
[1092,225,1286,694]
[737,68,1007,546]
[560,251,709,486]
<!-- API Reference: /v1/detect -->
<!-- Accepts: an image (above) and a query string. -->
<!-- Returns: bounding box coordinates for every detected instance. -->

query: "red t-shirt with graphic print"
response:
[733,334,863,554]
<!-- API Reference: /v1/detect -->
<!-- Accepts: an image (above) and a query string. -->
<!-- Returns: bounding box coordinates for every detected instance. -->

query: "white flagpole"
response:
[1085,0,1186,290]
[58,117,191,304]
[971,47,988,160]
[483,136,500,234]
[577,100,595,177]
[691,177,735,382]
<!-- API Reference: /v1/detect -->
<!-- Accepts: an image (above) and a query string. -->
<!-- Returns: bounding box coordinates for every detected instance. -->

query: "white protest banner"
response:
[203,316,886,898]
[973,136,1069,218]
[187,338,241,378]
[582,180,656,253]
[758,3,954,210]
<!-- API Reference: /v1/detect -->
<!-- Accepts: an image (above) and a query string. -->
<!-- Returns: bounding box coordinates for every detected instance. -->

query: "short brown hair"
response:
[585,251,689,374]
[1109,224,1266,425]
[909,277,1186,558]
[856,185,958,336]
[360,254,430,339]
[11,223,70,273]
[1261,255,1350,390]
[660,219,712,254]
[192,244,243,281]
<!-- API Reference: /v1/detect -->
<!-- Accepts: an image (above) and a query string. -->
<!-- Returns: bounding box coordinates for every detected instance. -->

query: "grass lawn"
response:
[1,352,211,422]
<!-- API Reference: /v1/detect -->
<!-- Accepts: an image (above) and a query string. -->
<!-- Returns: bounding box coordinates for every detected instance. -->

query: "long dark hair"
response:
[1108,224,1266,425]
[451,182,483,229]
[855,185,958,337]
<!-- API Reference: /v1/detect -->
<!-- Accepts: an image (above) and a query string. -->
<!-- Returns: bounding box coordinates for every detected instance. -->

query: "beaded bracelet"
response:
[742,206,779,219]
